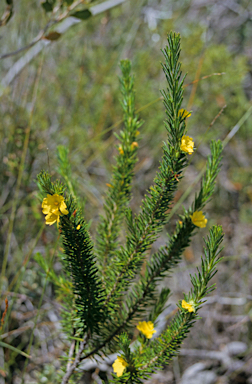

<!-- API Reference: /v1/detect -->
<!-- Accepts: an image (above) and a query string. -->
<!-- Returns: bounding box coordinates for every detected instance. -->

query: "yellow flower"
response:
[76,224,81,230]
[131,141,138,150]
[182,299,195,313]
[190,211,207,228]
[42,194,68,215]
[42,194,68,226]
[118,146,124,155]
[112,356,128,377]
[179,109,192,119]
[137,321,156,339]
[44,212,60,226]
[180,135,194,154]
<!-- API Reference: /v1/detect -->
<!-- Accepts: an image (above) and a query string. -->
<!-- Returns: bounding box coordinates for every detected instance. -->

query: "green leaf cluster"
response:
[37,32,224,384]
[41,0,56,12]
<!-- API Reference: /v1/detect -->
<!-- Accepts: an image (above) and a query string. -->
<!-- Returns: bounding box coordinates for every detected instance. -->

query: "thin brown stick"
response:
[61,338,88,384]
[66,339,76,372]
[184,72,226,88]
[0,320,57,340]
[0,298,8,331]
[0,23,52,60]
[188,104,227,165]
[187,55,205,109]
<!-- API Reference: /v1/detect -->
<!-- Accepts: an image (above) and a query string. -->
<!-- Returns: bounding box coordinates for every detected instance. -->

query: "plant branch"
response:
[141,315,193,370]
[104,170,179,306]
[61,338,88,384]
[0,1,13,27]
[0,0,86,60]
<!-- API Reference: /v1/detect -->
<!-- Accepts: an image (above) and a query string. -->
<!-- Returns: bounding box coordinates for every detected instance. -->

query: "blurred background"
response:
[0,0,252,383]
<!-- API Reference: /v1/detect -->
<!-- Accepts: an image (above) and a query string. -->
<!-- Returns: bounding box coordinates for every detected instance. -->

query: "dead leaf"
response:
[44,31,61,41]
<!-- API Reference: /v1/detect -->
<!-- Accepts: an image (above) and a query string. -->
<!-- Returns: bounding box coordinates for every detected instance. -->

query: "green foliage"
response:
[37,171,106,335]
[102,33,189,316]
[37,32,224,384]
[102,139,223,350]
[60,201,105,335]
[41,0,92,25]
[71,9,92,20]
[148,287,171,323]
[1,1,250,382]
[64,0,74,5]
[96,59,142,271]
[37,170,66,196]
[193,140,223,210]
[112,226,223,384]
[41,0,56,12]
[188,225,224,303]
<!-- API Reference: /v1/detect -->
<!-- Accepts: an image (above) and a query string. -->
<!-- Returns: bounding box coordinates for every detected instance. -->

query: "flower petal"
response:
[182,299,195,312]
[41,194,68,225]
[60,201,69,215]
[112,357,128,377]
[190,211,207,228]
[45,213,58,226]
[137,321,156,339]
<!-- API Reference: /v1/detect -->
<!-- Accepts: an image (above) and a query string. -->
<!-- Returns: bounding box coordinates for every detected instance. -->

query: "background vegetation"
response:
[0,0,251,383]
